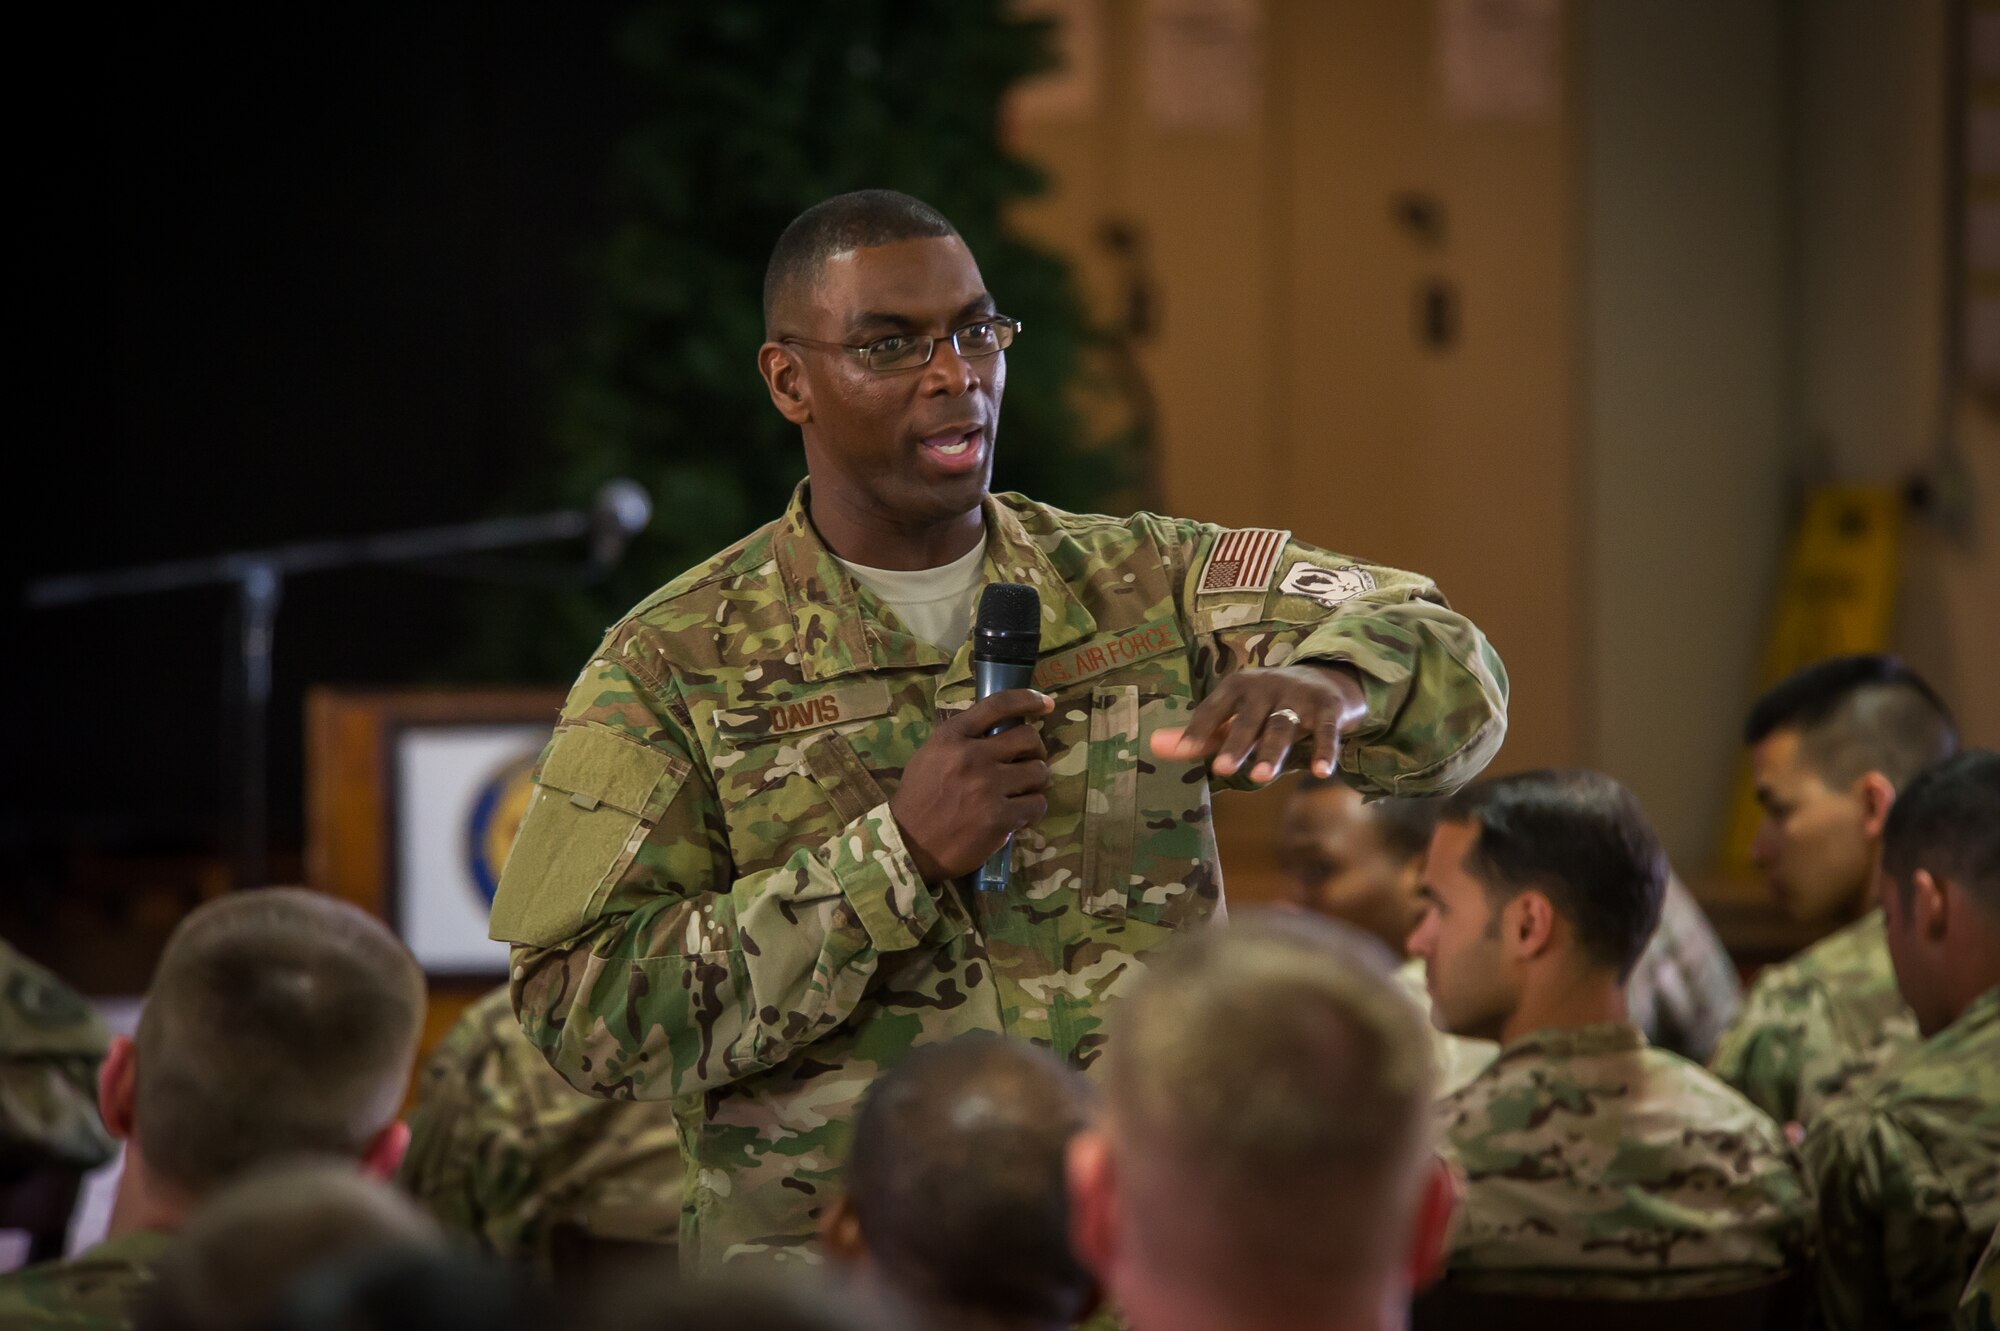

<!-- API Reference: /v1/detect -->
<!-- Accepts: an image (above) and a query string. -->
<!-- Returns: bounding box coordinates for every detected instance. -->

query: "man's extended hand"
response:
[891,688,1055,883]
[1149,663,1366,784]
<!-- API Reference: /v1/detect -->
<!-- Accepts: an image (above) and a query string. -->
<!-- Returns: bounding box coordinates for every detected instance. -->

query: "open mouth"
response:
[918,426,986,472]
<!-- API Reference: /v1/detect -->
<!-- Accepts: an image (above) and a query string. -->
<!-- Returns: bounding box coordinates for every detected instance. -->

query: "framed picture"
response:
[307,688,563,979]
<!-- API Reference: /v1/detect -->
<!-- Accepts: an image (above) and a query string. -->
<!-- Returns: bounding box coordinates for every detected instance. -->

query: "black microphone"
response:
[970,582,1042,893]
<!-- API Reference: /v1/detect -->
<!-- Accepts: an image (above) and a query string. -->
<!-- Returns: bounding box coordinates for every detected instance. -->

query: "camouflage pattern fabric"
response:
[0,938,114,1172]
[1436,1021,1814,1297]
[1392,957,1496,1095]
[1803,985,2000,1331]
[1962,1224,1999,1331]
[490,484,1509,1267]
[0,1229,173,1330]
[398,985,683,1271]
[1708,907,1918,1128]
[1627,874,1741,1063]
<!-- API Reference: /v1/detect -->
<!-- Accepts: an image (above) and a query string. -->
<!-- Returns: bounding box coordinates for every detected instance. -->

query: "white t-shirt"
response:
[835,539,985,656]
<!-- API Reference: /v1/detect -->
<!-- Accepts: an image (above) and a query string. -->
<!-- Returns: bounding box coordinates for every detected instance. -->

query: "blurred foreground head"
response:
[140,1159,442,1331]
[1278,777,1439,953]
[1877,750,2000,1036]
[1745,654,1956,924]
[1410,770,1666,1046]
[1069,911,1450,1331]
[822,1033,1096,1330]
[590,1270,894,1331]
[105,888,426,1219]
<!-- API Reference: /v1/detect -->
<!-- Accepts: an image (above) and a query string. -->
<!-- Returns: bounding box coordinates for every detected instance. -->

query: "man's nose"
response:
[1407,910,1435,957]
[1750,820,1778,868]
[922,339,978,395]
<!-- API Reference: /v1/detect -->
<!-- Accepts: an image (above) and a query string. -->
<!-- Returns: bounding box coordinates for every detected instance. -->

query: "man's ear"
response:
[359,1119,410,1181]
[1066,1128,1119,1281]
[758,343,813,426]
[98,1034,137,1142]
[1856,771,1898,839]
[1910,868,1950,943]
[1406,1156,1458,1291]
[819,1192,867,1266]
[1506,891,1557,961]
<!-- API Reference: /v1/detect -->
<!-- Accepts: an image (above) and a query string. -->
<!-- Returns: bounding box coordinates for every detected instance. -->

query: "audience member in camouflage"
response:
[1710,655,1956,1128]
[1803,751,2000,1331]
[0,938,114,1175]
[489,191,1508,1268]
[399,985,683,1274]
[1626,872,1742,1062]
[0,890,425,1331]
[1411,771,1814,1295]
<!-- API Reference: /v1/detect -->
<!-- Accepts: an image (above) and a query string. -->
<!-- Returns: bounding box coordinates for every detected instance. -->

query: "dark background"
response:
[9,5,638,910]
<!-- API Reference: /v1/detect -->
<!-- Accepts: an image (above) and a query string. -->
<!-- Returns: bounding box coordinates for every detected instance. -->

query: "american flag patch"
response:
[1196,527,1291,595]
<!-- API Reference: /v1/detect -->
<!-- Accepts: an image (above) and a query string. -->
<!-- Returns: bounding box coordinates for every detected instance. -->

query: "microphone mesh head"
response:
[977,582,1041,635]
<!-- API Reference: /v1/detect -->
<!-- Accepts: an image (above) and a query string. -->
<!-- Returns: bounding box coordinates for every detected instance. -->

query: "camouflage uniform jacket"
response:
[1803,986,2000,1331]
[1437,1021,1814,1296]
[0,1229,173,1330]
[490,485,1509,1266]
[398,985,683,1272]
[1627,875,1741,1063]
[0,939,115,1172]
[1708,907,1918,1127]
[1963,1225,2000,1331]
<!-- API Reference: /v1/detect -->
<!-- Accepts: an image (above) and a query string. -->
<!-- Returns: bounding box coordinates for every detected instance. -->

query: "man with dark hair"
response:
[490,187,1509,1264]
[820,1034,1096,1330]
[1067,910,1454,1331]
[1803,750,2000,1330]
[1279,777,1739,1067]
[398,985,682,1278]
[0,889,427,1329]
[1411,771,1812,1295]
[1711,654,1956,1127]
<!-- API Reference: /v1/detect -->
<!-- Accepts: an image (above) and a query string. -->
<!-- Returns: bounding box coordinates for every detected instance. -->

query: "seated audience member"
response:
[0,889,426,1330]
[589,1270,891,1331]
[398,985,681,1278]
[1710,654,1955,1127]
[820,1033,1096,1331]
[139,1159,443,1331]
[0,938,117,1179]
[1280,778,1739,1068]
[1803,750,2000,1331]
[1411,770,1813,1296]
[267,1248,554,1331]
[1067,911,1454,1331]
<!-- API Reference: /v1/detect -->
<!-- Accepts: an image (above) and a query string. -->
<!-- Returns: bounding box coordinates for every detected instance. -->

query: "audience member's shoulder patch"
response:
[1279,561,1376,608]
[1197,528,1291,595]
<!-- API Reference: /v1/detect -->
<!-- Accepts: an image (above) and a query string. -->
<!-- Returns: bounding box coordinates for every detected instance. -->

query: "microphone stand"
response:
[26,491,646,890]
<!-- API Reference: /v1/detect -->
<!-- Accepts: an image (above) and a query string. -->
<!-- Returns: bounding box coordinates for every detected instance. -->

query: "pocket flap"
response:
[539,723,682,817]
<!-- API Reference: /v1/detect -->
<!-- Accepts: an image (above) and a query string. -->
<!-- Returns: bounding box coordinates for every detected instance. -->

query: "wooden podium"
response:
[305,687,563,1071]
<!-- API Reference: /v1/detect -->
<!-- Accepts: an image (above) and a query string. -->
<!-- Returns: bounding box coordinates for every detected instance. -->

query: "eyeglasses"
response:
[780,316,1021,372]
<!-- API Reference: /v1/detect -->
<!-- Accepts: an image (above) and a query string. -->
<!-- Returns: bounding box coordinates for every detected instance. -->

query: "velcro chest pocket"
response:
[488,723,691,948]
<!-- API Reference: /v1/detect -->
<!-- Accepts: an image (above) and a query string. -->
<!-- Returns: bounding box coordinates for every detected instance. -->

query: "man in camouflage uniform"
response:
[399,985,682,1276]
[1710,655,1956,1129]
[1,938,114,1179]
[1411,771,1813,1296]
[1278,779,1739,1075]
[0,890,424,1329]
[488,189,1509,1267]
[1803,750,2000,1331]
[1963,1227,2000,1331]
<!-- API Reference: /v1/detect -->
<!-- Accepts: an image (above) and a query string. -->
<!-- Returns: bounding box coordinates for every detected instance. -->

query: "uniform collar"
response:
[1494,1020,1646,1065]
[1929,985,2000,1052]
[772,481,1097,683]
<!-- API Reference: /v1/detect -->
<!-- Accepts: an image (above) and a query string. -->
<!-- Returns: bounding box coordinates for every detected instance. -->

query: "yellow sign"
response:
[1720,487,1902,867]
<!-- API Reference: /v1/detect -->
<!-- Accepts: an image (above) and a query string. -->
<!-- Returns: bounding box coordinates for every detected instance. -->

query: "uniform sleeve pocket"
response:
[488,724,692,948]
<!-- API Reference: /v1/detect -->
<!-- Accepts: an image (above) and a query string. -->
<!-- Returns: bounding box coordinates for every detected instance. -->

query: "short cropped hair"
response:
[762,189,957,333]
[1105,912,1435,1309]
[135,888,426,1194]
[142,1160,442,1331]
[1744,654,1957,789]
[846,1034,1094,1324]
[1291,776,1440,862]
[1440,770,1667,981]
[1881,750,2000,914]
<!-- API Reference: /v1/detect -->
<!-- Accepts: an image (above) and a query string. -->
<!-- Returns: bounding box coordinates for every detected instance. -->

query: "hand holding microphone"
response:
[889,584,1049,886]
